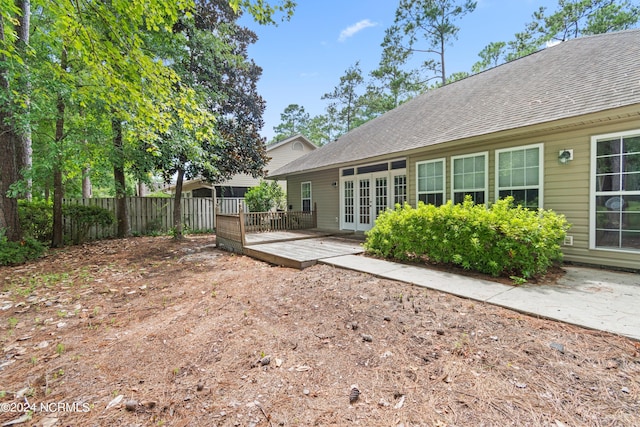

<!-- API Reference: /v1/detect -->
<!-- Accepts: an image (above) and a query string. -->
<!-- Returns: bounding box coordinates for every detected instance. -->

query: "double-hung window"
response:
[301,182,312,212]
[592,130,640,250]
[416,159,445,206]
[451,152,487,204]
[496,144,543,209]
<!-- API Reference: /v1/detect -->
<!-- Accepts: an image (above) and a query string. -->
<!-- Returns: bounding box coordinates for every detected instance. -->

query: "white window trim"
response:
[589,128,640,252]
[340,178,356,229]
[392,173,407,206]
[416,158,446,205]
[451,151,489,204]
[339,158,406,176]
[301,181,312,211]
[494,143,544,208]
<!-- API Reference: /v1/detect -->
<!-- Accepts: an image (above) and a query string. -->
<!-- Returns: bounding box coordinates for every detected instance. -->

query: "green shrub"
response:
[244,180,285,212]
[63,204,114,244]
[0,229,46,266]
[18,199,53,242]
[364,197,571,281]
[18,200,115,244]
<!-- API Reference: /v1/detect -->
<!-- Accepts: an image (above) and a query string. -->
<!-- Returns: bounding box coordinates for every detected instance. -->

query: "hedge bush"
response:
[63,204,114,244]
[18,200,114,244]
[18,199,53,242]
[364,197,570,281]
[0,229,46,266]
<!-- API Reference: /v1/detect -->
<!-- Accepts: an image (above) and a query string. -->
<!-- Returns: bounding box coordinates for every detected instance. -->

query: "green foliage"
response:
[393,0,478,85]
[0,229,46,266]
[145,191,172,198]
[18,200,115,245]
[244,180,285,212]
[503,0,640,62]
[321,62,365,134]
[63,204,115,244]
[271,104,311,143]
[364,197,571,280]
[18,199,53,242]
[472,41,507,72]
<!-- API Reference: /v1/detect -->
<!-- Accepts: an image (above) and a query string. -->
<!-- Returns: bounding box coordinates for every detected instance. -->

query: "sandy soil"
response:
[0,235,638,427]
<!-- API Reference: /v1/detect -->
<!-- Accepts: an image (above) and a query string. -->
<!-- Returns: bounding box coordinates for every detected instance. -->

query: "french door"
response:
[342,172,389,231]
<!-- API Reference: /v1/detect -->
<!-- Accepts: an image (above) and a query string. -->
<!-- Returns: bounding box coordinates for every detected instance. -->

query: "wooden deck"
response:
[243,230,365,269]
[244,229,337,245]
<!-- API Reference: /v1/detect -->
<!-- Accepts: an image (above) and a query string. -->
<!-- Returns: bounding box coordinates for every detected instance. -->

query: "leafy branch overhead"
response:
[0,0,297,246]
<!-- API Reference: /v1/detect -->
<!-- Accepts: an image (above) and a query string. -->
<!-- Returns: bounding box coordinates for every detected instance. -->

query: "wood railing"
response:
[243,210,317,233]
[215,203,317,253]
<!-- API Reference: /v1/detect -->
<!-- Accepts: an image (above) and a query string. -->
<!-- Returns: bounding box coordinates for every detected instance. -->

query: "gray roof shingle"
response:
[272,29,640,177]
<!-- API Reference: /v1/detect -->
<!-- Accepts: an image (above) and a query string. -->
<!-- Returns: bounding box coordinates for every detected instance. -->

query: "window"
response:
[496,144,543,208]
[292,141,303,151]
[592,130,640,251]
[301,182,312,212]
[343,180,354,223]
[393,174,407,205]
[452,153,487,204]
[359,179,371,224]
[417,159,445,206]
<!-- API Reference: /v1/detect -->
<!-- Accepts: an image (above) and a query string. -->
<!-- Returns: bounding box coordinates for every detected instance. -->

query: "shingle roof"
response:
[272,29,640,177]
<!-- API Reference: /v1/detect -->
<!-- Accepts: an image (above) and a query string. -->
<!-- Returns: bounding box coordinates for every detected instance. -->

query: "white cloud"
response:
[338,19,378,42]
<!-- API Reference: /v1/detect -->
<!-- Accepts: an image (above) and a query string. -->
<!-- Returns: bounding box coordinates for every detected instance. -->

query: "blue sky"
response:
[239,0,559,141]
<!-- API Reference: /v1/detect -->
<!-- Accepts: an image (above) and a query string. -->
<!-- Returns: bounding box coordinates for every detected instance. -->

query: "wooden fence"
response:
[63,197,215,241]
[217,197,247,215]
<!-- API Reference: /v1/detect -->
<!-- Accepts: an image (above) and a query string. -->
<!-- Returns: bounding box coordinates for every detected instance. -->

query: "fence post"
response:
[239,203,246,247]
[214,202,219,230]
[212,188,216,230]
[313,202,317,228]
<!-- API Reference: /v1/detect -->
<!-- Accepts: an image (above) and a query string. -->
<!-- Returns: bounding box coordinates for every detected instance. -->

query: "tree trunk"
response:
[0,4,28,241]
[440,37,446,86]
[17,0,32,200]
[112,116,130,238]
[0,123,23,241]
[172,168,185,239]
[51,48,67,248]
[82,167,92,198]
[51,165,64,247]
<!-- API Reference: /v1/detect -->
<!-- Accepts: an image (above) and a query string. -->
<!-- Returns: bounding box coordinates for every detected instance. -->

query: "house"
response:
[270,30,640,271]
[170,134,317,199]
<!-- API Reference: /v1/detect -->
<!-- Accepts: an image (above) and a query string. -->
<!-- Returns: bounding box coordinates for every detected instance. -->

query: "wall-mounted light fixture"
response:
[332,181,338,188]
[558,149,574,164]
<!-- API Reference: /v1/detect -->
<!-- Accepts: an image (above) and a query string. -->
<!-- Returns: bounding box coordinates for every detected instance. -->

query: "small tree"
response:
[244,181,285,212]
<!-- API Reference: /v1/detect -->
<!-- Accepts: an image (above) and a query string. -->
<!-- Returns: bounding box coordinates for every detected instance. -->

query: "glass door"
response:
[357,177,371,230]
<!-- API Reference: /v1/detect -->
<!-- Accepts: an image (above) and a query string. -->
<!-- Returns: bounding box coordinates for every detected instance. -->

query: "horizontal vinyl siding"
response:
[405,117,640,270]
[287,169,340,231]
[223,173,261,187]
[544,120,639,270]
[543,129,591,264]
[223,140,312,188]
[267,142,315,173]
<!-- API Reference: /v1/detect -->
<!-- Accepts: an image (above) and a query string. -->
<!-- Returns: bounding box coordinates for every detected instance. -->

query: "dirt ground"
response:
[1,235,639,427]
